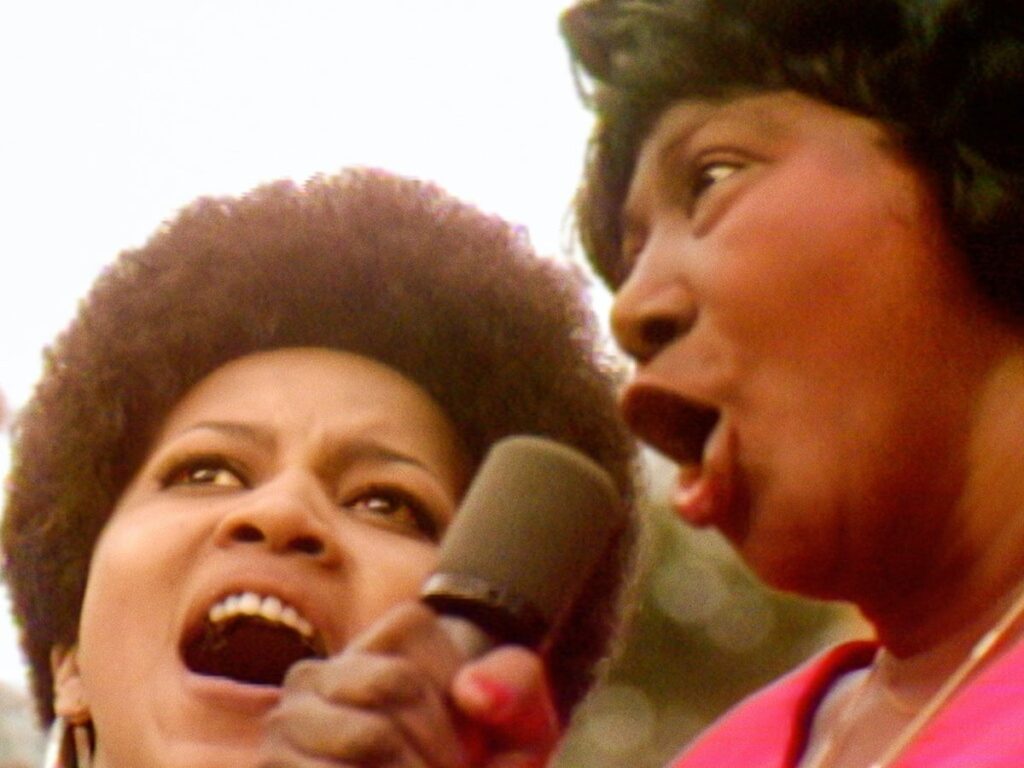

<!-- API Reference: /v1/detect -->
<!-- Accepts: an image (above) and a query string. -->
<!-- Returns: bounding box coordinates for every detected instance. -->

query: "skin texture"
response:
[5,170,635,768]
[52,348,475,767]
[261,603,557,768]
[612,91,1019,607]
[556,0,1024,764]
[610,91,1024,766]
[248,89,1024,768]
[421,88,1024,768]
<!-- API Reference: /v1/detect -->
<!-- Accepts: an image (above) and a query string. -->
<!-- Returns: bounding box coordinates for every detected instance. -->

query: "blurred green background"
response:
[553,453,866,767]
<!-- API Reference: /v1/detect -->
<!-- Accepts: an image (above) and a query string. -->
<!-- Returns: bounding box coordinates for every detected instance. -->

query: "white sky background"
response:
[0,1,607,692]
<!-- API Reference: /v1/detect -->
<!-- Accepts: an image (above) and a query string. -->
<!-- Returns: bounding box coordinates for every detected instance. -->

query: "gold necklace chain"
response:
[806,583,1024,768]
[802,663,894,768]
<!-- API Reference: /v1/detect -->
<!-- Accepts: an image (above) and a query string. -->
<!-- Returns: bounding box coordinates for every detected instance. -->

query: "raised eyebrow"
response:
[171,420,277,451]
[330,438,429,473]
[622,112,714,226]
[164,423,428,471]
[159,422,437,488]
[655,108,717,165]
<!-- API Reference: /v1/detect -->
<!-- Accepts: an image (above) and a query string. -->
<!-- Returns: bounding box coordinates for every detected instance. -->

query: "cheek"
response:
[79,530,150,636]
[710,169,935,382]
[76,511,203,660]
[344,533,439,630]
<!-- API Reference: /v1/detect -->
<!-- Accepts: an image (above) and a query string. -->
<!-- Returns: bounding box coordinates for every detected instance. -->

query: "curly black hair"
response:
[561,0,1024,318]
[1,168,639,725]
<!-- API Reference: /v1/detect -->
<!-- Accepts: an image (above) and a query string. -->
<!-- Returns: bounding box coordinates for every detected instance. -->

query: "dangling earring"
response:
[72,720,93,768]
[42,717,67,768]
[43,717,93,768]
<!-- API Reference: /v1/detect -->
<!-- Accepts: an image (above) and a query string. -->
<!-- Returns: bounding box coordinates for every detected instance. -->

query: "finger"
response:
[349,602,466,689]
[286,654,427,708]
[288,653,469,768]
[451,647,560,755]
[346,602,474,767]
[265,688,430,767]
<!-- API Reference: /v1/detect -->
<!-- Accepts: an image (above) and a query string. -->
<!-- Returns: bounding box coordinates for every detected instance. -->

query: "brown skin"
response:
[2,169,637,733]
[55,348,478,766]
[260,604,557,768]
[340,90,1024,768]
[612,92,1024,767]
[613,92,1021,610]
[56,346,562,767]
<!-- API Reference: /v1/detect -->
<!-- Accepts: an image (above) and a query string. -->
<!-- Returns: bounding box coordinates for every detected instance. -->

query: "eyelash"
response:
[343,485,441,542]
[158,456,442,542]
[621,159,741,262]
[689,159,740,203]
[160,454,247,489]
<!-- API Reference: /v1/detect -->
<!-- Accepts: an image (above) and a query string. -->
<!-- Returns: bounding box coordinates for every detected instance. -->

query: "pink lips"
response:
[182,666,282,716]
[673,465,717,526]
[672,420,735,529]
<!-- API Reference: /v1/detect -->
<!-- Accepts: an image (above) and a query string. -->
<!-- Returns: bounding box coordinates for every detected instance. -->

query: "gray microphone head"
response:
[421,435,625,647]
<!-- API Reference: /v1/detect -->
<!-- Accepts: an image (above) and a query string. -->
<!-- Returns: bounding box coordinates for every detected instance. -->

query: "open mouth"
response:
[182,592,327,687]
[620,385,720,466]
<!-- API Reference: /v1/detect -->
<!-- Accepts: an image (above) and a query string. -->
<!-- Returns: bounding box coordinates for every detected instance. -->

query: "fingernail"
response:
[465,671,515,715]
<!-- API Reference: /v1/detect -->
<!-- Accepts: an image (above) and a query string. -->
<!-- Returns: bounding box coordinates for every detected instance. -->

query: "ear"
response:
[50,645,90,724]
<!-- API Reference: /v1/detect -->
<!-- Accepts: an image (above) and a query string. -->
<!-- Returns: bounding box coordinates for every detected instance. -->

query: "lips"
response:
[620,384,720,467]
[181,590,327,688]
[671,419,735,528]
[620,382,738,529]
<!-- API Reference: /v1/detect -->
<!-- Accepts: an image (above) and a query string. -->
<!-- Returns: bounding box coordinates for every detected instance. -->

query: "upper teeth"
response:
[207,591,315,639]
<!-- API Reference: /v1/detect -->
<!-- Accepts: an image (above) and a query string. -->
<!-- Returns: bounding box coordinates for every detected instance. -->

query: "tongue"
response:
[185,617,321,687]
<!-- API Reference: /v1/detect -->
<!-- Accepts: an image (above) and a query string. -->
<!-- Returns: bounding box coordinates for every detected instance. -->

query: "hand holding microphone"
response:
[260,436,626,767]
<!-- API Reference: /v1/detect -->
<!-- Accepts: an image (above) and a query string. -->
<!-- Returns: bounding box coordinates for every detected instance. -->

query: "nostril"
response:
[231,523,264,544]
[642,317,684,350]
[626,315,687,363]
[290,535,325,556]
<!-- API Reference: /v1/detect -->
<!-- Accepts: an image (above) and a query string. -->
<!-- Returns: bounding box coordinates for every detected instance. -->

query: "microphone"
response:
[421,435,626,657]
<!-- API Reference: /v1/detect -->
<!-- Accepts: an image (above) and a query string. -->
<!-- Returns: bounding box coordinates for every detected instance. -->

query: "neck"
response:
[872,582,1024,708]
[860,351,1024,675]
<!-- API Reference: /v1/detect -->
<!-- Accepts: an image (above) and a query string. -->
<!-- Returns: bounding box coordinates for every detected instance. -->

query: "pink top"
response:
[670,637,1024,767]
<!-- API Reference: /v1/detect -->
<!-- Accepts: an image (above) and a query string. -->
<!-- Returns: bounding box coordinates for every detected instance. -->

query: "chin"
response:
[735,534,842,601]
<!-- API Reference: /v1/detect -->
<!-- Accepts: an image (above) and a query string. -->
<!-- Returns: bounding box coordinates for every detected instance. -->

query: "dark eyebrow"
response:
[170,422,431,475]
[655,108,717,166]
[330,438,429,473]
[621,110,714,225]
[179,420,277,451]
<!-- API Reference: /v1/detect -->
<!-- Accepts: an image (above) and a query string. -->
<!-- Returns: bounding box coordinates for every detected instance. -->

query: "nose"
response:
[213,473,341,565]
[610,249,696,364]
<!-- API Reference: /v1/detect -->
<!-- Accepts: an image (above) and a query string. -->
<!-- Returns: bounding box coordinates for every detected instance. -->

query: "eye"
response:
[344,487,440,542]
[162,457,246,490]
[691,160,740,201]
